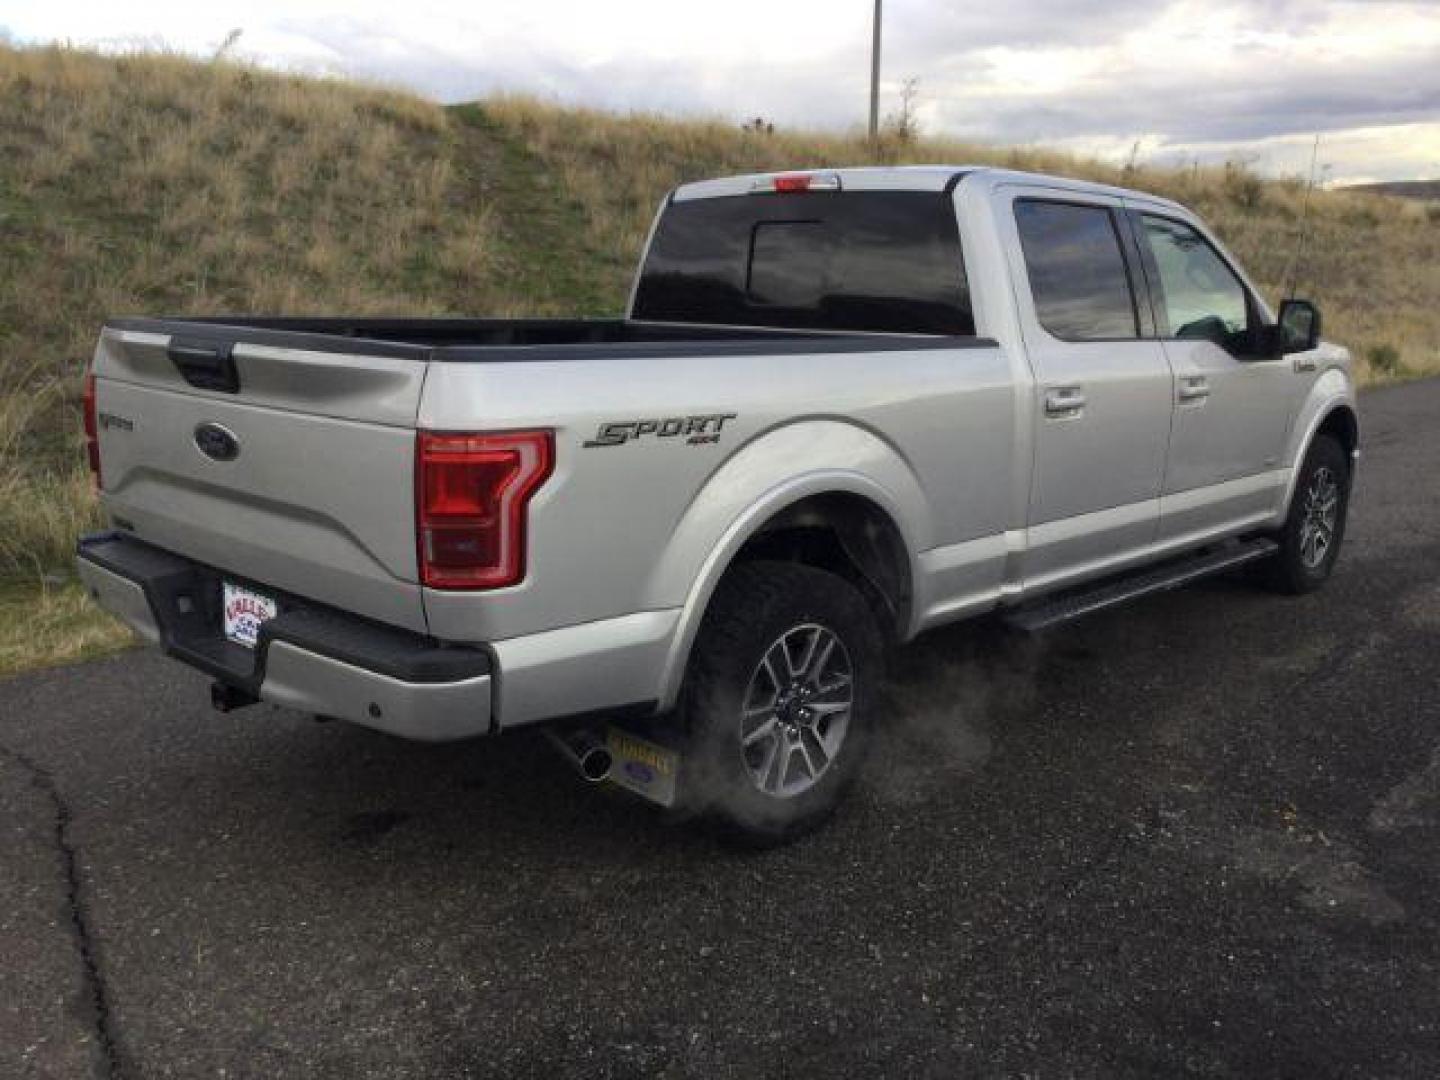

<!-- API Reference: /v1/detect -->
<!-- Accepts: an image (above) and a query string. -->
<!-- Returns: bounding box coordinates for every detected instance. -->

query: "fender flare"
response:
[647,420,929,710]
[1278,364,1359,518]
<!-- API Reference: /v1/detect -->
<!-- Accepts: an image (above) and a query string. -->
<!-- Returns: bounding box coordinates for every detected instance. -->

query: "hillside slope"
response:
[1,43,1437,670]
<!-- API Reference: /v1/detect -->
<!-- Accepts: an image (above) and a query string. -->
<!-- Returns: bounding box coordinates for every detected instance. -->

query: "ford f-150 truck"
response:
[77,166,1357,842]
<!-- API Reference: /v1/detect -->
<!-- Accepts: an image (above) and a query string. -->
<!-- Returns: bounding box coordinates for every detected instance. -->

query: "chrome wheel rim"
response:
[1298,465,1340,570]
[739,623,853,799]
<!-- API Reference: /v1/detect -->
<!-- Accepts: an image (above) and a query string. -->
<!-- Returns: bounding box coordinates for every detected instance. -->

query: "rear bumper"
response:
[76,533,493,741]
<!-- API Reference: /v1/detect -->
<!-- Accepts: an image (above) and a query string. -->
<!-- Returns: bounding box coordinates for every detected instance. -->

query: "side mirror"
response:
[1276,298,1321,354]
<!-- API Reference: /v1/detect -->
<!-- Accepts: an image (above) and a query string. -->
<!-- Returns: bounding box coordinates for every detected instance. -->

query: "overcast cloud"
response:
[3,0,1438,181]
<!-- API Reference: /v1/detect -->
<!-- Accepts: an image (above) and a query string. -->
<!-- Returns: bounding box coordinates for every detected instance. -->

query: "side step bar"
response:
[1003,538,1278,634]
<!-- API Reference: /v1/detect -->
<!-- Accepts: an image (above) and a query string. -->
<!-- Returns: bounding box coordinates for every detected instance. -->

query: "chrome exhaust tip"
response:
[543,726,613,783]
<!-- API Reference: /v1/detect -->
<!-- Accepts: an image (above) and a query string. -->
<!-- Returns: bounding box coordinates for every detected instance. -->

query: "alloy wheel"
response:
[738,623,854,798]
[1298,465,1340,569]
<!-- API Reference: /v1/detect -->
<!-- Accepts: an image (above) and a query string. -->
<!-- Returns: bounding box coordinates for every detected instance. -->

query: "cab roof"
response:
[671,165,1184,213]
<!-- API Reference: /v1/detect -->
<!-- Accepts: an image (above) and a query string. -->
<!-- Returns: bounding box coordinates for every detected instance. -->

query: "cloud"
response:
[886,0,1160,55]
[932,50,1440,144]
[903,0,1440,177]
[5,0,1438,180]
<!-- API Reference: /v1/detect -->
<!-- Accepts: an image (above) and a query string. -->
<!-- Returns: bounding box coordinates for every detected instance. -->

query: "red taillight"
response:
[415,430,553,590]
[773,173,812,193]
[82,372,101,488]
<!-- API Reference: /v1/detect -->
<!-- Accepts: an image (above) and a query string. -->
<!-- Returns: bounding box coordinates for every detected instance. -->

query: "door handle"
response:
[1044,386,1086,418]
[168,337,239,393]
[1178,377,1210,403]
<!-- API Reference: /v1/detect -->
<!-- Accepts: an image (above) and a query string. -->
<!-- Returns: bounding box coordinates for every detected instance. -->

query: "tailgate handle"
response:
[168,338,239,393]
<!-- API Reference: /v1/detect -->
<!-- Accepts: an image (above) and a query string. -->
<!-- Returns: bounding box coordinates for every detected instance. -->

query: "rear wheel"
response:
[1262,434,1351,594]
[680,560,882,844]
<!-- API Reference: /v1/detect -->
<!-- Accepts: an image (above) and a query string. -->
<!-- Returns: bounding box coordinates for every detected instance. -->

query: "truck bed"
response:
[107,316,978,363]
[92,314,999,638]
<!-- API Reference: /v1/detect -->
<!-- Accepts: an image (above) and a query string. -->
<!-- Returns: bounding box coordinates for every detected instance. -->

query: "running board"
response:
[1003,538,1278,634]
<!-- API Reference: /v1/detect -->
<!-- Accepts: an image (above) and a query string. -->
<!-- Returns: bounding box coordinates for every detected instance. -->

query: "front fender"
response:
[647,419,930,709]
[1278,348,1358,517]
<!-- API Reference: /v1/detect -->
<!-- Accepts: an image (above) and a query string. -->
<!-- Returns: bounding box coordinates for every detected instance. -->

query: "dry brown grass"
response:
[0,373,101,576]
[1,43,1435,676]
[0,576,131,679]
[0,45,501,369]
[0,365,121,676]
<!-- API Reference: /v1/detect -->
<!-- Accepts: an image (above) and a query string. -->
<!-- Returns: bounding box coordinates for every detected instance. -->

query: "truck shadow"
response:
[213,573,1269,868]
[235,593,1214,873]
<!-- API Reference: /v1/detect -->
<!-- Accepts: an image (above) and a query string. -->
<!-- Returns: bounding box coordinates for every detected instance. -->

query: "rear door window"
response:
[1014,200,1139,340]
[633,191,974,335]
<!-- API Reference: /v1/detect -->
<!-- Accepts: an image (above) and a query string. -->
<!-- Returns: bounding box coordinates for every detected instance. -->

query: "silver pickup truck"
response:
[77,166,1357,842]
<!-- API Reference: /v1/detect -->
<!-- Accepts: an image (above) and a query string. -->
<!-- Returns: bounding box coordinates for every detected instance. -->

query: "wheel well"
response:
[729,493,912,643]
[1315,406,1358,464]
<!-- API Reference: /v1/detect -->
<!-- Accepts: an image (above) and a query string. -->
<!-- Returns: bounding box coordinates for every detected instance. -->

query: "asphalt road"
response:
[3,380,1439,1079]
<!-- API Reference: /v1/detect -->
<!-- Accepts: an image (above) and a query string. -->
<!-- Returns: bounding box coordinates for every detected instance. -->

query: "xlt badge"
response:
[584,412,737,448]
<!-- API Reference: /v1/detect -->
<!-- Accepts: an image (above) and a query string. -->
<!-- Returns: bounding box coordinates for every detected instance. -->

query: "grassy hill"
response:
[2,42,1438,673]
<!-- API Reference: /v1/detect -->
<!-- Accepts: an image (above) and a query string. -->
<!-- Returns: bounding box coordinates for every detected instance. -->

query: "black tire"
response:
[680,560,883,845]
[1262,433,1351,594]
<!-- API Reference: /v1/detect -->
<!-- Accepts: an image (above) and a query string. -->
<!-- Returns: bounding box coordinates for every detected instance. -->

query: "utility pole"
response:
[868,0,882,139]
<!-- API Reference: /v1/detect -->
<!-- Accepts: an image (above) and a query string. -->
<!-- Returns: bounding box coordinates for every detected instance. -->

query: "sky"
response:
[3,0,1438,183]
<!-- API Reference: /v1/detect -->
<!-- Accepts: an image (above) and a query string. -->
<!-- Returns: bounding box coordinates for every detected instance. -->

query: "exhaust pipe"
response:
[543,726,613,783]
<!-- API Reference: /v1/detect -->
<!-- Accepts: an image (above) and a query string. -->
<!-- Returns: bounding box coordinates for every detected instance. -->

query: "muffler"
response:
[543,726,613,783]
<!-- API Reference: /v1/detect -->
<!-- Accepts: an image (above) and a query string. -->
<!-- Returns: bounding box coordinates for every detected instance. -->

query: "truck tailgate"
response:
[91,324,429,632]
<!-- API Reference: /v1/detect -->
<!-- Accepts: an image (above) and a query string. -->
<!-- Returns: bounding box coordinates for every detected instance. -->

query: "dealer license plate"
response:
[222,581,277,649]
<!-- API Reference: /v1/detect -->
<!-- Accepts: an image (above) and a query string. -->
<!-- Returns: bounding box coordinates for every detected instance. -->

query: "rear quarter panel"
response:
[418,344,1015,649]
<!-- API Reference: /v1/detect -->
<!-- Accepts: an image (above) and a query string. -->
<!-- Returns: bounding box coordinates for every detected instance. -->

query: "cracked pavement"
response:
[2,379,1438,1078]
[0,746,121,1078]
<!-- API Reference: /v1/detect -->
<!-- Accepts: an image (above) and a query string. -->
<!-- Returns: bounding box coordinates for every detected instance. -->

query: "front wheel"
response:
[680,560,883,844]
[1262,434,1351,594]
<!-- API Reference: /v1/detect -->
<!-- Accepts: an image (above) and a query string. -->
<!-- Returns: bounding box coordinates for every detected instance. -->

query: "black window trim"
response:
[1012,196,1147,344]
[1124,208,1268,356]
[1115,208,1159,339]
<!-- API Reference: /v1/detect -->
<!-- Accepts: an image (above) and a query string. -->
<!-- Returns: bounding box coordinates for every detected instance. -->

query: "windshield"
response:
[632,190,974,335]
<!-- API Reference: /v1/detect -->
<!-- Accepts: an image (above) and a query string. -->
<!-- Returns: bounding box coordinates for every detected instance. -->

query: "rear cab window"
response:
[632,191,975,336]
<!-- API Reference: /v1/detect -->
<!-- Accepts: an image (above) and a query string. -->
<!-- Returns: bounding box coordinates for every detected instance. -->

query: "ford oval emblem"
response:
[623,761,656,784]
[193,422,240,462]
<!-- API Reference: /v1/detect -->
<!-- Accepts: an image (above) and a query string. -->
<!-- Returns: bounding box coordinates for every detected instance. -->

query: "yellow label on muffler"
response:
[605,727,680,807]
